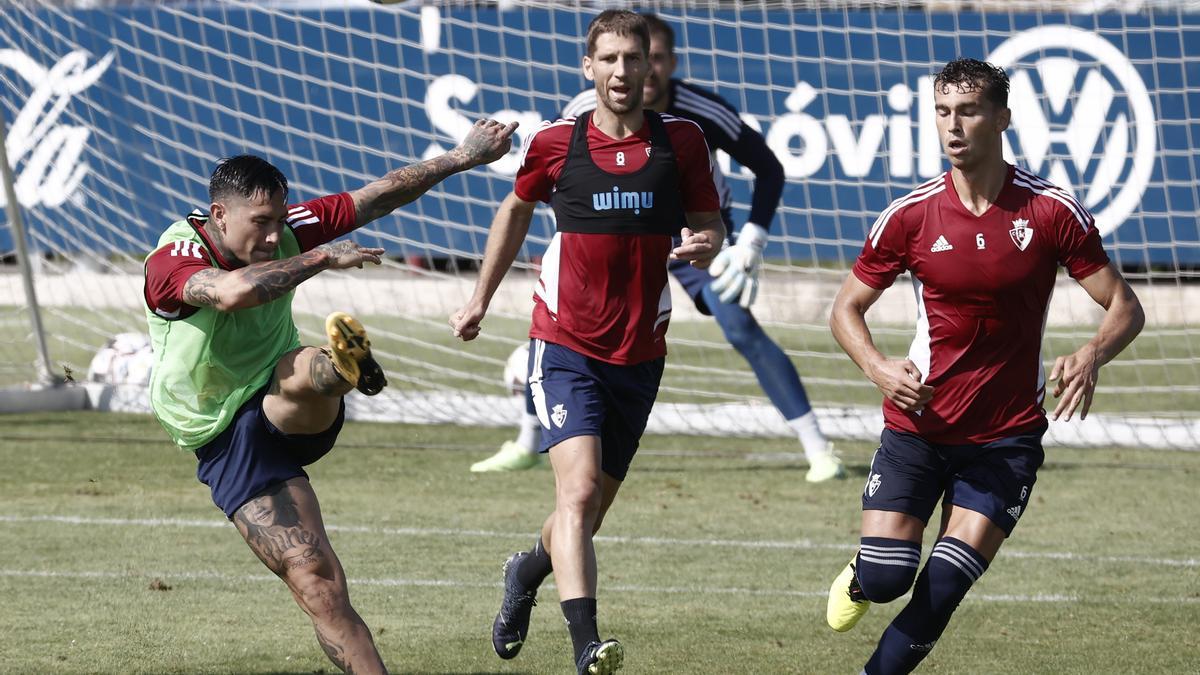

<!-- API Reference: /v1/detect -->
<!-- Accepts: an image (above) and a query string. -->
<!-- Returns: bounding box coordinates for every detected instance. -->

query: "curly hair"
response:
[934,58,1010,109]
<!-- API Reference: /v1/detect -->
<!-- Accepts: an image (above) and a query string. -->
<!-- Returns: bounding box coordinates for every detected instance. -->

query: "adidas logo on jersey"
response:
[930,235,954,253]
[1007,505,1023,520]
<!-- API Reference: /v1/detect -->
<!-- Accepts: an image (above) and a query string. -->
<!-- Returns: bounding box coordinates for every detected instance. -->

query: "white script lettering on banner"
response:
[413,24,1154,237]
[0,49,114,210]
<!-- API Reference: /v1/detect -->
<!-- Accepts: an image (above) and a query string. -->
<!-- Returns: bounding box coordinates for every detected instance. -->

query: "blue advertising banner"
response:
[1,7,1197,267]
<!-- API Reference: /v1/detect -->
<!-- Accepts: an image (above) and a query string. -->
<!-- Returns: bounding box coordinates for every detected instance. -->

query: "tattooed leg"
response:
[286,346,354,398]
[234,478,387,674]
[263,347,348,435]
[312,348,353,394]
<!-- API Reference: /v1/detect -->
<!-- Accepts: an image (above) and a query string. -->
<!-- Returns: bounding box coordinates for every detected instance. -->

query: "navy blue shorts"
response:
[528,339,664,481]
[862,426,1046,536]
[195,383,345,519]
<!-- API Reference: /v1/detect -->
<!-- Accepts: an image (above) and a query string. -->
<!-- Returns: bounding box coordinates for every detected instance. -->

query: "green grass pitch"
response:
[1,412,1197,673]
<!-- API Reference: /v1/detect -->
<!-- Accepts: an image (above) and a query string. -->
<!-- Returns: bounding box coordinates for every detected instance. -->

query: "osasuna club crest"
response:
[1009,218,1033,251]
[551,403,568,428]
[865,472,882,498]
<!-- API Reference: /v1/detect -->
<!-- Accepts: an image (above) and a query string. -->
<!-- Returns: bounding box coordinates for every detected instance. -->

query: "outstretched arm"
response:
[830,273,934,412]
[449,192,538,341]
[183,240,384,313]
[350,119,518,227]
[1049,262,1144,420]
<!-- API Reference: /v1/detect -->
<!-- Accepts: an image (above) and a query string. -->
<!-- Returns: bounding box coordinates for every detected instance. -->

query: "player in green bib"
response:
[143,118,517,674]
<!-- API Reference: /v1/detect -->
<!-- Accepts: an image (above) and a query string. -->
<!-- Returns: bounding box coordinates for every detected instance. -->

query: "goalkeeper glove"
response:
[708,222,767,308]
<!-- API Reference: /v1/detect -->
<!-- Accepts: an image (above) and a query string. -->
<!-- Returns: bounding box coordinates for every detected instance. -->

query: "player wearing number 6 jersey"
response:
[824,58,1143,675]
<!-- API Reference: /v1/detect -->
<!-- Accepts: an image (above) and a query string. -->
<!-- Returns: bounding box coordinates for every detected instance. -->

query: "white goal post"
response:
[1,1,1197,448]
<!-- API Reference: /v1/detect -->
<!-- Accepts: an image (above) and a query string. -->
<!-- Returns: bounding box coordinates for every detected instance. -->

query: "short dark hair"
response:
[208,155,289,204]
[934,58,1010,109]
[640,13,675,53]
[585,10,650,58]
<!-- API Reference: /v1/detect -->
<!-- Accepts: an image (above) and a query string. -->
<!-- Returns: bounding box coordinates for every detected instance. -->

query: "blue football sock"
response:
[864,537,989,675]
[855,537,922,603]
[702,283,812,419]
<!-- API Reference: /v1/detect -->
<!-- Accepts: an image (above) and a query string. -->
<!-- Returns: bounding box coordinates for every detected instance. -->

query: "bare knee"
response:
[556,480,603,527]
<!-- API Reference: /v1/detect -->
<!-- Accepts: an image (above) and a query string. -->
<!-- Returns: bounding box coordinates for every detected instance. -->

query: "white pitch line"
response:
[2,514,1198,569]
[3,568,1197,606]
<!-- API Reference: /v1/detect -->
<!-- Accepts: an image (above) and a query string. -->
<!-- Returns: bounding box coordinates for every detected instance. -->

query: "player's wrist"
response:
[309,243,342,272]
[467,289,492,313]
[446,146,481,171]
[1080,340,1108,368]
[737,222,768,252]
[439,146,470,170]
[863,356,889,386]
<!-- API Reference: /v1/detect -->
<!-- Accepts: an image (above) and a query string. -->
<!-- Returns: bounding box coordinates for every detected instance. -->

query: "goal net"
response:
[1,0,1197,448]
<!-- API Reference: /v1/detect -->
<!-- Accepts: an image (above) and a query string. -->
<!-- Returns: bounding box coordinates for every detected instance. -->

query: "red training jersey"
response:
[853,165,1110,444]
[516,114,720,364]
[144,192,357,320]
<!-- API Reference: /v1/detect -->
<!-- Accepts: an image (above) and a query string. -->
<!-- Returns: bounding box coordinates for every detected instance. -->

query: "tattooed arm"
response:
[350,118,519,227]
[183,240,385,312]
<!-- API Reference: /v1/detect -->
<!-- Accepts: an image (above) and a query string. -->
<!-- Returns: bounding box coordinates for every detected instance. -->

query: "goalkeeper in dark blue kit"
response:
[472,13,846,483]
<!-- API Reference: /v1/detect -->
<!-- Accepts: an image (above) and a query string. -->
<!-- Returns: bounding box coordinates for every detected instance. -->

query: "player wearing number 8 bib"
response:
[450,11,724,674]
[472,13,845,482]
